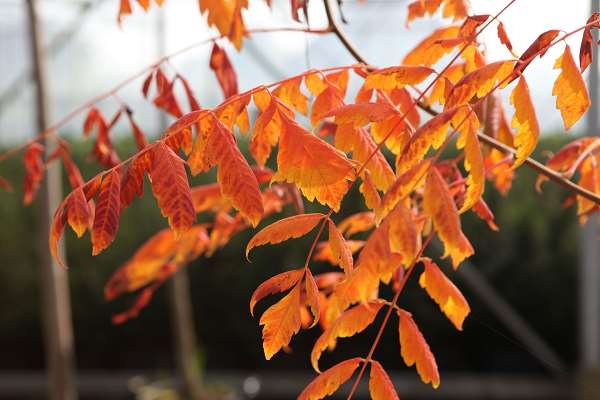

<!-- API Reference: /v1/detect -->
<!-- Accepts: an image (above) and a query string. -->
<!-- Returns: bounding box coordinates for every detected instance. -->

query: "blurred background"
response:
[0,0,599,399]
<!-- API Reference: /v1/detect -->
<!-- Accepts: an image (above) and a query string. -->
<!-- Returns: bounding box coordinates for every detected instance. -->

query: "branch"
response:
[0,26,331,163]
[323,0,600,206]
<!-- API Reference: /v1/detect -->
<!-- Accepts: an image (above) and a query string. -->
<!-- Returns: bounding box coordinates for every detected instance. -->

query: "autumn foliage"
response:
[3,0,600,399]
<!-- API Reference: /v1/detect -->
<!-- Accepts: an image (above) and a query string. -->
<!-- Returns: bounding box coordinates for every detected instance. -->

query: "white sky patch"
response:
[0,0,594,144]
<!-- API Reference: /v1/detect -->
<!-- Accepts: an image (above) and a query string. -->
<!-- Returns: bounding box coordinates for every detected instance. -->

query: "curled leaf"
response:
[250,268,305,316]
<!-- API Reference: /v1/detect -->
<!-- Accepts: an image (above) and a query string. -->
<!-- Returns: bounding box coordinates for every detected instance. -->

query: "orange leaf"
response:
[328,220,354,275]
[105,226,208,300]
[246,213,325,258]
[189,114,264,225]
[472,198,499,231]
[314,240,364,266]
[250,268,305,316]
[423,168,473,268]
[365,66,435,91]
[497,21,514,53]
[403,26,461,67]
[338,211,376,237]
[358,171,382,211]
[369,360,400,400]
[453,107,485,212]
[311,86,344,126]
[419,257,470,330]
[117,0,132,24]
[299,358,362,400]
[259,281,302,359]
[334,123,395,191]
[91,170,121,255]
[305,269,320,328]
[328,102,397,128]
[66,187,92,238]
[149,143,196,236]
[387,203,420,268]
[445,61,514,109]
[396,107,457,175]
[311,300,384,372]
[200,0,247,49]
[210,43,238,99]
[510,76,539,168]
[397,308,440,388]
[379,159,431,223]
[273,77,308,115]
[273,113,355,211]
[552,45,590,130]
[250,94,281,166]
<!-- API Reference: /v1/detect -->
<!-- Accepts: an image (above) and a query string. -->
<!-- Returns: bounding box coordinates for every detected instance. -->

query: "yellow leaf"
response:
[510,76,540,168]
[419,258,470,330]
[552,45,590,130]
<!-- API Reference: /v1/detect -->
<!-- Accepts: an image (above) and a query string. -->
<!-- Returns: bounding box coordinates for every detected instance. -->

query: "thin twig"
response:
[0,26,331,163]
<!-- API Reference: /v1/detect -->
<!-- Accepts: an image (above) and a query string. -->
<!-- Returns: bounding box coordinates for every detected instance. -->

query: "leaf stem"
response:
[344,233,435,400]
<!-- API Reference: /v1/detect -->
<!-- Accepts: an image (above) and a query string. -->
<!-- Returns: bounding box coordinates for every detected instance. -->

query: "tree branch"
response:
[322,0,600,205]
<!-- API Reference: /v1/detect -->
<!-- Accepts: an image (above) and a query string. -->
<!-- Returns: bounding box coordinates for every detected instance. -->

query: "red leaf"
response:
[210,43,238,99]
[149,143,196,236]
[579,13,600,73]
[91,169,121,255]
[22,142,45,205]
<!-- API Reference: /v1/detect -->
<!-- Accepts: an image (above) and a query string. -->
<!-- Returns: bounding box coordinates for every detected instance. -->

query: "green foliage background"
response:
[0,134,579,375]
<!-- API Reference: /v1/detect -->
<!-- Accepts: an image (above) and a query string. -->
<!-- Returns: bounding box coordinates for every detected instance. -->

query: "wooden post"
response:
[25,1,78,400]
[155,10,206,399]
[579,1,600,399]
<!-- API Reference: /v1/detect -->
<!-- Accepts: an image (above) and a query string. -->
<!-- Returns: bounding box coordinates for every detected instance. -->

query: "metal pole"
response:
[156,9,206,400]
[579,1,600,399]
[25,1,78,400]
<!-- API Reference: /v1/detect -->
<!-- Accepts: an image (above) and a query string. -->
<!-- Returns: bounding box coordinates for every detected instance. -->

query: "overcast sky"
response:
[0,0,596,145]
